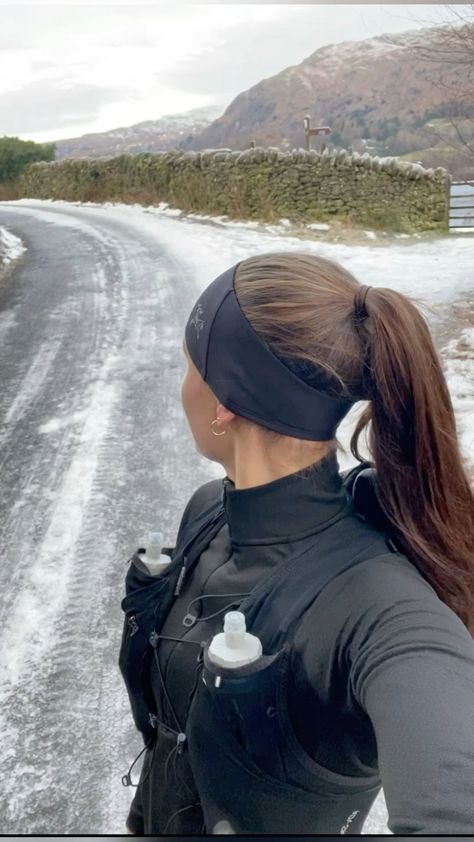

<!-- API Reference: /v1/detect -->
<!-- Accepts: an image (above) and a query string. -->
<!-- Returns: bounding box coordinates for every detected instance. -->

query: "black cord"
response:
[187,649,205,710]
[122,618,210,792]
[164,742,178,783]
[134,739,157,789]
[173,743,196,799]
[122,734,155,788]
[125,593,251,798]
[152,646,182,734]
[183,591,251,626]
[154,717,179,738]
[162,802,201,834]
[186,591,251,614]
[155,633,203,646]
[192,600,245,623]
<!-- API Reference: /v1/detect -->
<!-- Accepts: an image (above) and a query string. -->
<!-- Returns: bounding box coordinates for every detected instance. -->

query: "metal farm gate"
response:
[449,181,474,230]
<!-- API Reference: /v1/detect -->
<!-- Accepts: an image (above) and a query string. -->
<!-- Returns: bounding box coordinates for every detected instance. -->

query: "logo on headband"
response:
[190,301,204,339]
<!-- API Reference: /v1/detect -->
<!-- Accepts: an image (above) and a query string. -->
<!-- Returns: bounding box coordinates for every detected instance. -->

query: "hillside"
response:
[53,104,225,160]
[178,24,473,178]
[51,24,473,179]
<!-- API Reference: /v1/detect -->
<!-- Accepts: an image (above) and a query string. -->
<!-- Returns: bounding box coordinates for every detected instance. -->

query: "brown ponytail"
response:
[234,251,474,635]
[350,283,474,635]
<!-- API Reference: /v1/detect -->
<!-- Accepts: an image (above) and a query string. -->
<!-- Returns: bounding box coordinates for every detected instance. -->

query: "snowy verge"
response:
[5,199,472,477]
[6,196,431,246]
[0,226,26,269]
[440,327,474,475]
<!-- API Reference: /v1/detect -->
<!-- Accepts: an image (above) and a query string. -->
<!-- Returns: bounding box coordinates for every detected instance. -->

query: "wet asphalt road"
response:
[0,203,223,833]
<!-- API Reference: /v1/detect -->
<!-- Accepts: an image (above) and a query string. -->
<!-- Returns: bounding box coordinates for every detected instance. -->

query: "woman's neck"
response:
[223,439,332,489]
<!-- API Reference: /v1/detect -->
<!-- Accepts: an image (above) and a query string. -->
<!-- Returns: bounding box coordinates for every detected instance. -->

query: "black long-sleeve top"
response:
[127,450,474,834]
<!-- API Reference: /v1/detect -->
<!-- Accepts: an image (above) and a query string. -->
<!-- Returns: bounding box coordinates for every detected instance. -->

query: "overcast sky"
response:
[0,3,464,144]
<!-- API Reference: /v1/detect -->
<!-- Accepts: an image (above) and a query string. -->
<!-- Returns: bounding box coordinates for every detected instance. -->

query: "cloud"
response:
[0,35,32,49]
[103,37,160,49]
[30,60,57,72]
[156,5,455,103]
[0,77,133,135]
[157,9,312,102]
[0,3,456,142]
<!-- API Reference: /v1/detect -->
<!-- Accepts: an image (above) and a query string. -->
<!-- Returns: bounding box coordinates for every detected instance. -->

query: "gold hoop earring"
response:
[211,419,227,436]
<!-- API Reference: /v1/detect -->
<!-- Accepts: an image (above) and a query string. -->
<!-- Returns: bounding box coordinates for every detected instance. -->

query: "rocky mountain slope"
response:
[52,24,473,179]
[53,104,225,160]
[178,24,473,178]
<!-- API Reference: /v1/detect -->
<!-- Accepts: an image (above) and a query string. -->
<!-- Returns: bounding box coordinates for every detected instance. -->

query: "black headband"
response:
[184,262,360,440]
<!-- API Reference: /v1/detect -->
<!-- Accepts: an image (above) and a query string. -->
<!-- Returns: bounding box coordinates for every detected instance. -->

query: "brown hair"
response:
[234,251,474,635]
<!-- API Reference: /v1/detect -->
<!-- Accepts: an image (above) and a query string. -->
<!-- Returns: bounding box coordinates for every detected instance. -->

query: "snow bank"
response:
[0,226,26,268]
[440,327,474,468]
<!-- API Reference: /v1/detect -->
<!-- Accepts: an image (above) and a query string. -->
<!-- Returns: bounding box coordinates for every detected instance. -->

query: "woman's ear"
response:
[215,403,236,423]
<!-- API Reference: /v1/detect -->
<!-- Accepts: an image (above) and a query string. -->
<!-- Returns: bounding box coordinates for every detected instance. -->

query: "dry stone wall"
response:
[18,146,451,232]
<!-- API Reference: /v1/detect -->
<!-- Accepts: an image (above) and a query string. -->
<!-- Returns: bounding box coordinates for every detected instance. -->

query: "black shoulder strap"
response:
[171,498,226,595]
[341,460,373,495]
[342,461,399,536]
[237,464,403,653]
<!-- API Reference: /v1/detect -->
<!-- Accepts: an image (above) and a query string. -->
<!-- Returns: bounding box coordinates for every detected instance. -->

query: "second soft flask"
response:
[207,611,262,681]
[203,612,280,774]
[137,531,171,576]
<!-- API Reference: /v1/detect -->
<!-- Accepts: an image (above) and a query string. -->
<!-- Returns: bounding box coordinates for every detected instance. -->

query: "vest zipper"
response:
[174,557,188,596]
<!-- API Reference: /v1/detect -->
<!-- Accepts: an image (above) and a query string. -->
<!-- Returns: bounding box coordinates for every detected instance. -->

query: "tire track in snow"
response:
[0,357,119,696]
[1,337,63,430]
[0,261,111,600]
[0,357,119,828]
[0,210,135,831]
[0,204,184,832]
[0,309,17,345]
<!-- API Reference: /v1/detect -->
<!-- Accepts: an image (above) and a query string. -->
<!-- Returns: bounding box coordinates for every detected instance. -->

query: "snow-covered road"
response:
[0,199,472,834]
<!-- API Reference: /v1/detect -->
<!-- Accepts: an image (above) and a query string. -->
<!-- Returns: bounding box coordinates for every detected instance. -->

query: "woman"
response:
[120,251,474,835]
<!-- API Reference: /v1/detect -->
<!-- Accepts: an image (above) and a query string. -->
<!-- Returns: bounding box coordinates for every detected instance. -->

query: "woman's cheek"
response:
[180,368,190,407]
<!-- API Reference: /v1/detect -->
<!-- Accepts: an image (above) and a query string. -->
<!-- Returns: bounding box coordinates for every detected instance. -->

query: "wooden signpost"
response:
[303,115,331,151]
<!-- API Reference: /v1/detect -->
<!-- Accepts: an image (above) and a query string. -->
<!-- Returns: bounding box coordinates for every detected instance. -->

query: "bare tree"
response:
[392,6,474,181]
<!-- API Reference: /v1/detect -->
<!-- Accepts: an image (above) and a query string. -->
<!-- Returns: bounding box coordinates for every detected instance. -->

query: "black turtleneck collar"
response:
[221,448,351,546]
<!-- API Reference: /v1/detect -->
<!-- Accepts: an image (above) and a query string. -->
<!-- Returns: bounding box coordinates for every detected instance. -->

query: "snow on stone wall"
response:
[18,147,450,233]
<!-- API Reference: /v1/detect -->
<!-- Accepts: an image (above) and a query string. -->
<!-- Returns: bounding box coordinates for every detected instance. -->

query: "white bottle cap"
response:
[223,611,246,649]
[208,611,262,668]
[136,530,171,576]
[224,611,245,633]
[146,531,163,559]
